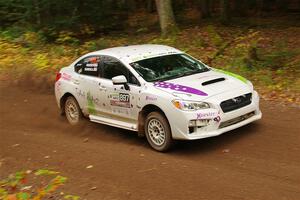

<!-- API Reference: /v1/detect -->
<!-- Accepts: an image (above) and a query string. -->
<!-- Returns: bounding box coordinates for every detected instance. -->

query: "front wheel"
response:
[64,96,82,125]
[145,112,173,152]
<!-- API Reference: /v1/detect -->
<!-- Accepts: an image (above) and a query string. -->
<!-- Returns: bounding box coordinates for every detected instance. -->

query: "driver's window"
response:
[74,56,101,77]
[102,56,140,86]
[102,56,128,79]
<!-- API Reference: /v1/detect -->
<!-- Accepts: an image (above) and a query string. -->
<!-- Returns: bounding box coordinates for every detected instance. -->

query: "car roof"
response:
[87,44,183,64]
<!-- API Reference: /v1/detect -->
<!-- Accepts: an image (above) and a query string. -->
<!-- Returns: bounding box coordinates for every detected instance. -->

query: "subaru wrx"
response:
[55,44,262,151]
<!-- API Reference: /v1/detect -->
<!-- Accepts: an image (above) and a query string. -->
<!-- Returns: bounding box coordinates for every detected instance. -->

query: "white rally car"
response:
[55,44,262,151]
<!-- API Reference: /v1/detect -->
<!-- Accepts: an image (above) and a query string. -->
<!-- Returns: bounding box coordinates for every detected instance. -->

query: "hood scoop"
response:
[202,77,225,86]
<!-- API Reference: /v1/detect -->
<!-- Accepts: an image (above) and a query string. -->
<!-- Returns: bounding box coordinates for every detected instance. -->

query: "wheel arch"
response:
[138,104,170,136]
[59,92,78,115]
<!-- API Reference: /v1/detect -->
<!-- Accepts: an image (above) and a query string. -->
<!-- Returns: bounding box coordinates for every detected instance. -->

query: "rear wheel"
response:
[64,96,82,125]
[145,112,173,152]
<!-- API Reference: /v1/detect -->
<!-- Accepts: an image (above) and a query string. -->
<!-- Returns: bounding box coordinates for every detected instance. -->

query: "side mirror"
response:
[112,75,130,90]
[112,75,127,84]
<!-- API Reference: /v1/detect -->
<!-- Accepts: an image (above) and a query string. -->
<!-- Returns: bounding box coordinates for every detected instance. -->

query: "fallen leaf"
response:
[222,149,230,153]
[6,194,17,200]
[21,185,32,191]
[90,186,97,190]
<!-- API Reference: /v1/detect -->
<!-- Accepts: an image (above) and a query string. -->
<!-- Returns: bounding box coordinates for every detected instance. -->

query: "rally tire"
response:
[145,112,173,152]
[64,96,82,125]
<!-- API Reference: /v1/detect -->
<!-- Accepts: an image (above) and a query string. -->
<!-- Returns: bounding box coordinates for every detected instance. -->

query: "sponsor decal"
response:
[197,112,217,119]
[146,96,157,101]
[56,81,62,94]
[75,88,86,98]
[61,73,71,81]
[197,110,221,122]
[213,116,221,122]
[88,56,100,64]
[86,63,98,67]
[131,51,178,62]
[109,93,130,108]
[84,67,97,72]
[87,91,97,115]
[154,82,208,96]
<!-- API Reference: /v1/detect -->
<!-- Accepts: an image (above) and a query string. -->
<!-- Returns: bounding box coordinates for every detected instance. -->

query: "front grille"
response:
[219,111,255,129]
[220,93,252,113]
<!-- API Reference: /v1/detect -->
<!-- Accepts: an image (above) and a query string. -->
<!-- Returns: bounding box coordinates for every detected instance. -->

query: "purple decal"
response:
[213,116,221,122]
[197,112,217,119]
[154,82,208,96]
[146,96,157,101]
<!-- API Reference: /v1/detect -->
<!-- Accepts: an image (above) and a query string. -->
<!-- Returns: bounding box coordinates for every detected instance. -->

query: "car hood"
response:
[151,70,252,101]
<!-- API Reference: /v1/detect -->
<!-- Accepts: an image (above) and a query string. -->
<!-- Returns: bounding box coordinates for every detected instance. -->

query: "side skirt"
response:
[89,115,138,131]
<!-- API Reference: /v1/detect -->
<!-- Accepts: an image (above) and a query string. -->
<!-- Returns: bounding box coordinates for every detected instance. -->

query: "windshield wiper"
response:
[172,68,208,79]
[150,68,210,82]
[150,74,181,82]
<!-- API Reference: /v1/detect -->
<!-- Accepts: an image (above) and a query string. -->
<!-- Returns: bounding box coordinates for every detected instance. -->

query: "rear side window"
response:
[75,56,101,77]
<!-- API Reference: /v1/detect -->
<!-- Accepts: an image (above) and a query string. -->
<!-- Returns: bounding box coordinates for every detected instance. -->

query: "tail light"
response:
[55,72,61,82]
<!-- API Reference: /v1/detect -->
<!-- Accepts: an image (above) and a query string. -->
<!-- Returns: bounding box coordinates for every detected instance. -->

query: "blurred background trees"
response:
[1,0,299,37]
[0,0,299,103]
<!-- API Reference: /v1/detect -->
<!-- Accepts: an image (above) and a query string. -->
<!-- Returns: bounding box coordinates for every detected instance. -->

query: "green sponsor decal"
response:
[214,68,248,83]
[87,91,96,115]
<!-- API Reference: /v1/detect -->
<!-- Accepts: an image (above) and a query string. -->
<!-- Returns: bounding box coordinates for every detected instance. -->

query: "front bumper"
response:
[168,90,262,140]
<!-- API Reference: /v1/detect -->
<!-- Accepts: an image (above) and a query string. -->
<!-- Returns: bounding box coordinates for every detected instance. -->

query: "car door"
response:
[100,56,141,121]
[74,55,105,115]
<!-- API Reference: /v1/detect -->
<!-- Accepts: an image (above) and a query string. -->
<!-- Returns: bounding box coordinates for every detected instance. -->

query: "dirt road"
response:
[1,83,300,200]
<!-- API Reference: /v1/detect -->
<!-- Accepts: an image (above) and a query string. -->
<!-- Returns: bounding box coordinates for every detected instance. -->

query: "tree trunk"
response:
[33,0,41,25]
[155,0,177,36]
[127,0,137,11]
[199,0,211,18]
[146,0,155,13]
[220,0,230,24]
[256,0,264,16]
[233,0,247,17]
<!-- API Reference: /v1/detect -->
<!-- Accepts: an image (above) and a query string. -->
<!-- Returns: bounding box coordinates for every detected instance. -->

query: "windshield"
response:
[130,54,210,82]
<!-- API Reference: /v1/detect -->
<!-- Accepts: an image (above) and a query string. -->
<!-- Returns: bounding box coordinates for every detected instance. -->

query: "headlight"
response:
[172,100,210,111]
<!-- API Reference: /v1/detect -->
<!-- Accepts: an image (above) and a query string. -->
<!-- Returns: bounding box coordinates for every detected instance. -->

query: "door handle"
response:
[99,85,107,91]
[73,80,80,85]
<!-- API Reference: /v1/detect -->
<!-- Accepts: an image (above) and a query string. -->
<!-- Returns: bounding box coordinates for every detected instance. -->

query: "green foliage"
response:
[150,35,178,47]
[258,45,299,69]
[64,195,80,200]
[204,25,223,47]
[0,169,79,200]
[82,39,110,51]
[0,0,128,33]
[32,54,49,70]
[56,31,79,45]
[34,169,60,176]
[0,27,25,41]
